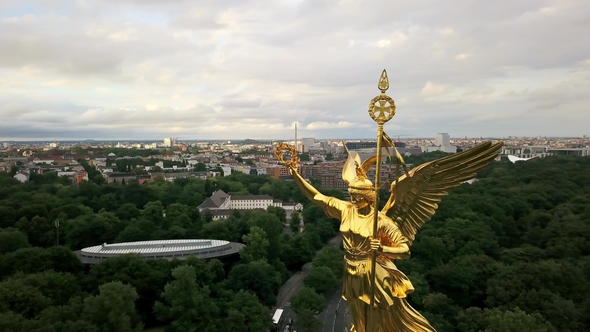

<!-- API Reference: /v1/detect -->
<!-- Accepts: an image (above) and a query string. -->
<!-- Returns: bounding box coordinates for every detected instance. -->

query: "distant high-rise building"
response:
[302,138,315,152]
[163,137,176,147]
[422,133,456,153]
[435,133,451,147]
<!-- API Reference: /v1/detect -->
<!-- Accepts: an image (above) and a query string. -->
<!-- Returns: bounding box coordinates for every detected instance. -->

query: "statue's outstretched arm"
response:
[290,168,345,220]
[290,169,322,203]
[275,143,338,210]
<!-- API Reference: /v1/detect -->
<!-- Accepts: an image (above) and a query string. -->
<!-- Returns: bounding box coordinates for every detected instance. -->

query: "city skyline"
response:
[2,133,588,144]
[1,1,589,140]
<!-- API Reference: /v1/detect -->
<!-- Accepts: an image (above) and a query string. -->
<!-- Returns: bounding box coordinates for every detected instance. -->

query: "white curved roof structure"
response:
[78,239,244,264]
[507,155,538,163]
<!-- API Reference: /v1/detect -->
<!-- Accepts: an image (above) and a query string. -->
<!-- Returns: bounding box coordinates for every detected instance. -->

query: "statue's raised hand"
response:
[274,143,299,171]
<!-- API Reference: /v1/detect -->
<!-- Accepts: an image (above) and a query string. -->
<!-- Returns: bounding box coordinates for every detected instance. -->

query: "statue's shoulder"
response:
[319,195,352,210]
[327,195,350,204]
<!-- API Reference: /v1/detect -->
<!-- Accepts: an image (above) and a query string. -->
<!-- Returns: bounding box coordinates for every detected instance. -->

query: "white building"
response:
[302,138,315,152]
[14,171,29,183]
[501,146,549,159]
[199,189,303,220]
[230,195,274,209]
[90,160,107,167]
[32,158,55,165]
[422,145,457,153]
[547,147,590,157]
[435,133,450,147]
[78,239,244,264]
[163,137,176,147]
[57,171,76,177]
[422,133,457,153]
[221,166,232,176]
[507,155,538,163]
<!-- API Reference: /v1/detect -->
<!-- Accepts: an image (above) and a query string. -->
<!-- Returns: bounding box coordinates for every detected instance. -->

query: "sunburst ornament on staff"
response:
[368,70,396,125]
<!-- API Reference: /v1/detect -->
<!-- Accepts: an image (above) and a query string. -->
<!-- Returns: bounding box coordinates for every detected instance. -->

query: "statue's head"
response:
[348,175,375,208]
[342,144,377,208]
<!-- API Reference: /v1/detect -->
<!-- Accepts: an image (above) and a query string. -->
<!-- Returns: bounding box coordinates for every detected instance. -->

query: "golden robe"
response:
[320,196,436,332]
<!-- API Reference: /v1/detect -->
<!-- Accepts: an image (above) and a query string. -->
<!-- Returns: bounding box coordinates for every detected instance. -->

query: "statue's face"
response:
[350,192,369,209]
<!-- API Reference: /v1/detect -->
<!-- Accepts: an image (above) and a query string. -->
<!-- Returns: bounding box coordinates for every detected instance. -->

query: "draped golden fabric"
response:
[321,197,436,332]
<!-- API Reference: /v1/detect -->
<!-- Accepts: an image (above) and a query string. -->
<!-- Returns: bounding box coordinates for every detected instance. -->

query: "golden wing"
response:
[381,141,503,244]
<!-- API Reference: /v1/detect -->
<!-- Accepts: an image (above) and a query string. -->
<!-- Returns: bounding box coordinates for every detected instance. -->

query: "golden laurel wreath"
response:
[274,143,298,169]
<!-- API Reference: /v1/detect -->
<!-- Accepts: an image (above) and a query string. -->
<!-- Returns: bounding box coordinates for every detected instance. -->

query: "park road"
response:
[273,234,343,330]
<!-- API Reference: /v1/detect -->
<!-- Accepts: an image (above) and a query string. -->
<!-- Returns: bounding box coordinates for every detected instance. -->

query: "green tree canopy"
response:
[303,266,338,294]
[82,281,141,332]
[226,260,282,307]
[290,211,301,233]
[0,230,30,254]
[313,246,344,276]
[225,290,271,332]
[154,265,218,332]
[240,226,270,263]
[291,287,325,315]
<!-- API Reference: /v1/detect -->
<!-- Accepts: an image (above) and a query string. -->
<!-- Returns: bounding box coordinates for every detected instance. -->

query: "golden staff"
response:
[367,70,396,319]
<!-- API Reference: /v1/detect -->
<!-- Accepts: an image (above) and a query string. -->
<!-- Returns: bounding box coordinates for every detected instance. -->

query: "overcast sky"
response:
[1,0,589,141]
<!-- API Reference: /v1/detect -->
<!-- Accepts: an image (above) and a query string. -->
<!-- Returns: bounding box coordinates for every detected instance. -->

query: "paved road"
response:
[273,234,343,331]
[275,262,312,330]
[316,286,350,332]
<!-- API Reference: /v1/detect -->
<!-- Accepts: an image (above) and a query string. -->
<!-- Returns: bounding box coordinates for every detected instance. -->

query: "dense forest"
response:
[1,155,589,331]
[0,170,342,332]
[399,155,590,331]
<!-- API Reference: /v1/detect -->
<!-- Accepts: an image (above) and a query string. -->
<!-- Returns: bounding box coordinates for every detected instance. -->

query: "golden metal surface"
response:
[275,71,504,332]
[368,70,396,124]
[275,143,299,170]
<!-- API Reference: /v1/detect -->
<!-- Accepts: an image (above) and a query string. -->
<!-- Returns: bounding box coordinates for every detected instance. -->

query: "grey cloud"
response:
[0,103,33,117]
[216,96,262,109]
[0,13,213,79]
[0,0,588,140]
[74,104,217,126]
[170,10,228,31]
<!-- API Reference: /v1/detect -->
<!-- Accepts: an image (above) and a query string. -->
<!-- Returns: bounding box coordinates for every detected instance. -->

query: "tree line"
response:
[395,155,590,331]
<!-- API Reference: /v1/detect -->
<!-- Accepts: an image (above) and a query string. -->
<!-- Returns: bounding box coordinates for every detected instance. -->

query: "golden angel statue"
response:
[278,141,502,331]
[275,70,503,331]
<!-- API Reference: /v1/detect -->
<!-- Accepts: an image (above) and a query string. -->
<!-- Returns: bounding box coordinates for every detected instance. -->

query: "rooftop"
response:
[77,239,245,264]
[232,194,274,200]
[81,239,228,255]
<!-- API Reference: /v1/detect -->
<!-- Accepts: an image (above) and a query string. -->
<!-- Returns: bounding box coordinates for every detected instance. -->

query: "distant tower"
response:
[435,133,450,147]
[295,123,298,152]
